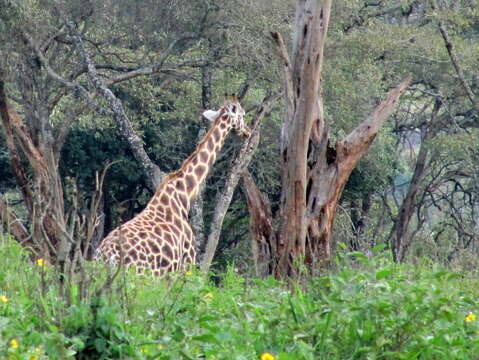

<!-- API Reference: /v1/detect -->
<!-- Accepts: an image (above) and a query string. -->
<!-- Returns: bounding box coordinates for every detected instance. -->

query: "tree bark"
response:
[242,169,275,277]
[270,0,411,278]
[300,78,412,275]
[274,0,333,278]
[190,65,212,258]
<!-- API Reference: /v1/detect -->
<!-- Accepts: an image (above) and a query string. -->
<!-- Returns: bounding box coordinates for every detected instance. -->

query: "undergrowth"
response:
[0,236,478,359]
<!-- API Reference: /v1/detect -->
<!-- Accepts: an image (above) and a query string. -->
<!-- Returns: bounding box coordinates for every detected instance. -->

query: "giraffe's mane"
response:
[155,107,228,194]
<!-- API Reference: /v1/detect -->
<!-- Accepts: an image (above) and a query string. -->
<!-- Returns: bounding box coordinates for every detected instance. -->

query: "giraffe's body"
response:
[94,97,249,276]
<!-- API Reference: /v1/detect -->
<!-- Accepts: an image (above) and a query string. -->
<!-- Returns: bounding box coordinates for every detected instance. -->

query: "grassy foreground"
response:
[0,237,479,359]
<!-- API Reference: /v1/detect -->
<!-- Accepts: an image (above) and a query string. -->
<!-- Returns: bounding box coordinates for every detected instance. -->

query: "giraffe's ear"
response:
[202,109,219,122]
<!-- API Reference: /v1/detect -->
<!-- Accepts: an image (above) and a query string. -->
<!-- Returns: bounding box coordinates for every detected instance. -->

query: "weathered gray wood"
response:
[268,0,411,278]
[274,0,332,277]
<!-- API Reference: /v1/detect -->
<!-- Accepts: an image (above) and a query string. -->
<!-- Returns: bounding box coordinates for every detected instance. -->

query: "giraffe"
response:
[94,95,250,276]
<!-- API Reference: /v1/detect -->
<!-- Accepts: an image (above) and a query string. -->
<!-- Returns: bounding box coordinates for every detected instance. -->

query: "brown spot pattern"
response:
[194,165,206,179]
[207,138,214,151]
[213,128,221,142]
[199,151,209,163]
[185,175,195,194]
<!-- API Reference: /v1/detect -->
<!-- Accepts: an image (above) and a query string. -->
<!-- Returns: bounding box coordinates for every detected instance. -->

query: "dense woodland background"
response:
[0,0,478,274]
[2,1,479,358]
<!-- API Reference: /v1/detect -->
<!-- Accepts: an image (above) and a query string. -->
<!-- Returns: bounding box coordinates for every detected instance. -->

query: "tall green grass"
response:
[1,236,478,359]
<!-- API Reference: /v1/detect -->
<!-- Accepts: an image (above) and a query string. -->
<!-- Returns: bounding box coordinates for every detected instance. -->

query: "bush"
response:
[1,236,478,359]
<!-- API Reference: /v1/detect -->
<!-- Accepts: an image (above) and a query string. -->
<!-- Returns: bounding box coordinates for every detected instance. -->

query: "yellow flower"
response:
[260,352,276,360]
[37,258,45,267]
[0,295,8,303]
[29,356,39,360]
[35,347,42,354]
[9,339,19,349]
[203,292,213,301]
[185,271,193,276]
[466,313,477,322]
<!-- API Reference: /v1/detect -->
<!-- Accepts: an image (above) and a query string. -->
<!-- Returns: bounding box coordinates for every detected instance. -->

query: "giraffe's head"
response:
[203,95,251,138]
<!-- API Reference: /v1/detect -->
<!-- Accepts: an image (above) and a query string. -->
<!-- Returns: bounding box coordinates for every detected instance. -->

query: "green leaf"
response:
[372,244,387,253]
[376,268,393,280]
[347,252,370,264]
[432,271,448,279]
[192,333,220,344]
[278,353,296,360]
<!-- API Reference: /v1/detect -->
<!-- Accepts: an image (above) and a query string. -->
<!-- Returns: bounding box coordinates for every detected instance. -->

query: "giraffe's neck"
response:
[151,110,233,213]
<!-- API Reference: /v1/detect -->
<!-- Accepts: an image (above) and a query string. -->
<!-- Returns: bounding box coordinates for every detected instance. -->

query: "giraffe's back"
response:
[94,207,195,276]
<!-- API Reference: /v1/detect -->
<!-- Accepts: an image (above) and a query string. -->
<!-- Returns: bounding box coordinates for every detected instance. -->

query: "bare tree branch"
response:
[0,196,31,246]
[431,0,478,109]
[22,32,111,117]
[340,77,412,161]
[61,14,164,190]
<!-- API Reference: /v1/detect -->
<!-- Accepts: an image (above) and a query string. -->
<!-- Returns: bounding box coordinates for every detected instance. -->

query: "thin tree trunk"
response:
[390,100,441,261]
[190,65,212,258]
[431,0,477,109]
[350,195,372,250]
[242,169,275,277]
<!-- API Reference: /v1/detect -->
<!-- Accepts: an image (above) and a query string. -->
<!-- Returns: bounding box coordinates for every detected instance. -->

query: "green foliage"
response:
[344,130,403,200]
[2,237,479,359]
[1,0,478,284]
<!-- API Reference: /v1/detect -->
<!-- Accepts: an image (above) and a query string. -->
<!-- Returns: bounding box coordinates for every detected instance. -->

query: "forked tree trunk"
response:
[301,82,410,275]
[245,0,411,278]
[273,0,333,278]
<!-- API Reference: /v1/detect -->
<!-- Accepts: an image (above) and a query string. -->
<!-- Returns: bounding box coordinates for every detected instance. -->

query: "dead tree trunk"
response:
[242,169,276,277]
[272,0,333,278]
[262,0,411,278]
[301,81,410,275]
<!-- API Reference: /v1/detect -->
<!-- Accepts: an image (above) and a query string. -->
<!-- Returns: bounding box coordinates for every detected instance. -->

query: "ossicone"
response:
[202,109,220,122]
